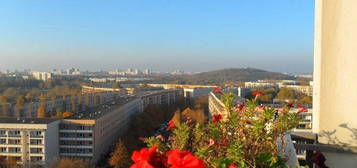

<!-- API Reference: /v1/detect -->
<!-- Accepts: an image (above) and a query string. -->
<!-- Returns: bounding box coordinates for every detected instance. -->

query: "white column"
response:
[314,0,357,167]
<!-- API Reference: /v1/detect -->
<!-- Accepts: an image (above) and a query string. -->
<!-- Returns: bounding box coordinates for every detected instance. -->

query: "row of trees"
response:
[105,97,209,168]
[249,87,312,105]
[0,92,106,118]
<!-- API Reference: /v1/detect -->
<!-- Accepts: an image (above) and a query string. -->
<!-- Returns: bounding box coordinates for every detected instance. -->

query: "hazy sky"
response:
[0,0,314,74]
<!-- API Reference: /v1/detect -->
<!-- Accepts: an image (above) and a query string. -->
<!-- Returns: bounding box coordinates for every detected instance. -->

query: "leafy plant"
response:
[132,89,303,168]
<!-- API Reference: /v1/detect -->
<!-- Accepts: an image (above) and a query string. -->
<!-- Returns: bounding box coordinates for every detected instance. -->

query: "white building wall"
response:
[314,0,357,167]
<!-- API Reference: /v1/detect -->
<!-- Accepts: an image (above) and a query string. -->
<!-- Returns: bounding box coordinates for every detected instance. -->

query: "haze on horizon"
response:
[0,0,314,74]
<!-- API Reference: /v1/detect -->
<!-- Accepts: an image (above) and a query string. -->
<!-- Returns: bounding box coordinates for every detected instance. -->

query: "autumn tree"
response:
[51,96,57,116]
[70,95,77,113]
[15,96,25,117]
[28,103,34,117]
[297,96,313,105]
[37,105,46,118]
[1,104,9,117]
[0,157,17,168]
[108,140,131,168]
[52,158,90,168]
[62,111,74,118]
[55,108,63,118]
[0,96,7,103]
[276,87,298,101]
[25,93,34,101]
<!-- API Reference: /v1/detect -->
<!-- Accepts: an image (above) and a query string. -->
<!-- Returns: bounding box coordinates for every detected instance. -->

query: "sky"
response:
[0,0,314,74]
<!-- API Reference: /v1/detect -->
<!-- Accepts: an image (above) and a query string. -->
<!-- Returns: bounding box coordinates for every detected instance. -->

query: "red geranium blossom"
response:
[287,103,294,108]
[167,150,207,168]
[167,120,176,131]
[130,146,166,168]
[213,87,222,94]
[228,164,237,168]
[131,146,157,168]
[251,91,264,97]
[236,104,245,111]
[297,104,308,113]
[212,114,223,124]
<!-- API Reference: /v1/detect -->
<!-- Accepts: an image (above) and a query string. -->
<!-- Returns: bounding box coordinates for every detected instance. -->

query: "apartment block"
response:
[0,118,60,167]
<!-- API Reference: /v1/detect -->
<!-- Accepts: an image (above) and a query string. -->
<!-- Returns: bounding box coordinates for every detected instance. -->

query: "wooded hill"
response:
[155,68,296,85]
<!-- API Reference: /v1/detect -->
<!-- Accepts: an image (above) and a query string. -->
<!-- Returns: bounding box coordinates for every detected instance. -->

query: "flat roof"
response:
[0,118,60,124]
[67,95,138,120]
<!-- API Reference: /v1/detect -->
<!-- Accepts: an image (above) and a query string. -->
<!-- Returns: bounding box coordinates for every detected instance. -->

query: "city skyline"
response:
[0,0,314,73]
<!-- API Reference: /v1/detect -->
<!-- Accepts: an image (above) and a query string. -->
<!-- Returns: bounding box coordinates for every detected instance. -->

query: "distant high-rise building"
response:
[32,72,52,81]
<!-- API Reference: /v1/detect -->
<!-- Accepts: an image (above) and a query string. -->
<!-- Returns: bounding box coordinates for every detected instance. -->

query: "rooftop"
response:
[0,118,60,124]
[67,95,138,120]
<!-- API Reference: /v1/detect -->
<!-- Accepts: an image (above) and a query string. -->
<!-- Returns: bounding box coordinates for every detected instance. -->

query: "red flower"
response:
[297,104,308,113]
[212,114,223,124]
[131,146,157,168]
[213,87,222,94]
[167,150,207,168]
[251,91,264,97]
[228,164,237,168]
[167,120,176,131]
[287,103,294,108]
[131,146,166,168]
[236,104,244,111]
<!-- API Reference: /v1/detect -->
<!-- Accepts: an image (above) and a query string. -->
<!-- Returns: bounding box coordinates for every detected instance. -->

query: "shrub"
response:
[132,90,303,168]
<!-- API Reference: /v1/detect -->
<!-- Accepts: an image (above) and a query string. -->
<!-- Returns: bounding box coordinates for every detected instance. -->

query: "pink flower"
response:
[297,104,308,113]
[276,108,285,113]
[213,87,222,94]
[212,114,223,124]
[208,139,215,147]
[156,135,164,141]
[167,120,176,131]
[167,150,207,168]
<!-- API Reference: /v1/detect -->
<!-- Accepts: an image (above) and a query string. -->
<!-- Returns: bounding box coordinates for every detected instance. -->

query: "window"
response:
[0,130,6,136]
[8,131,20,137]
[30,139,42,145]
[8,147,21,153]
[0,139,6,144]
[30,148,42,154]
[8,139,20,145]
[30,131,42,137]
[30,156,43,162]
[0,148,6,152]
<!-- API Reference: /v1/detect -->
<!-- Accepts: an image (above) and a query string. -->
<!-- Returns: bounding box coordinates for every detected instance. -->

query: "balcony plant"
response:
[130,89,305,168]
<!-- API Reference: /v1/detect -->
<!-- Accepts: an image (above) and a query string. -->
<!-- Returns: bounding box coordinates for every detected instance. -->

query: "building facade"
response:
[0,118,60,167]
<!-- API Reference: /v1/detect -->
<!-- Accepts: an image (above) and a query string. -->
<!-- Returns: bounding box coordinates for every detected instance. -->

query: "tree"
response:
[70,95,77,113]
[276,87,298,101]
[15,96,25,117]
[52,158,89,168]
[108,140,131,168]
[55,108,63,118]
[25,93,34,101]
[298,96,313,105]
[51,96,57,116]
[1,104,9,117]
[62,111,73,118]
[112,82,121,89]
[37,105,46,118]
[28,103,34,117]
[0,157,17,168]
[0,96,7,103]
